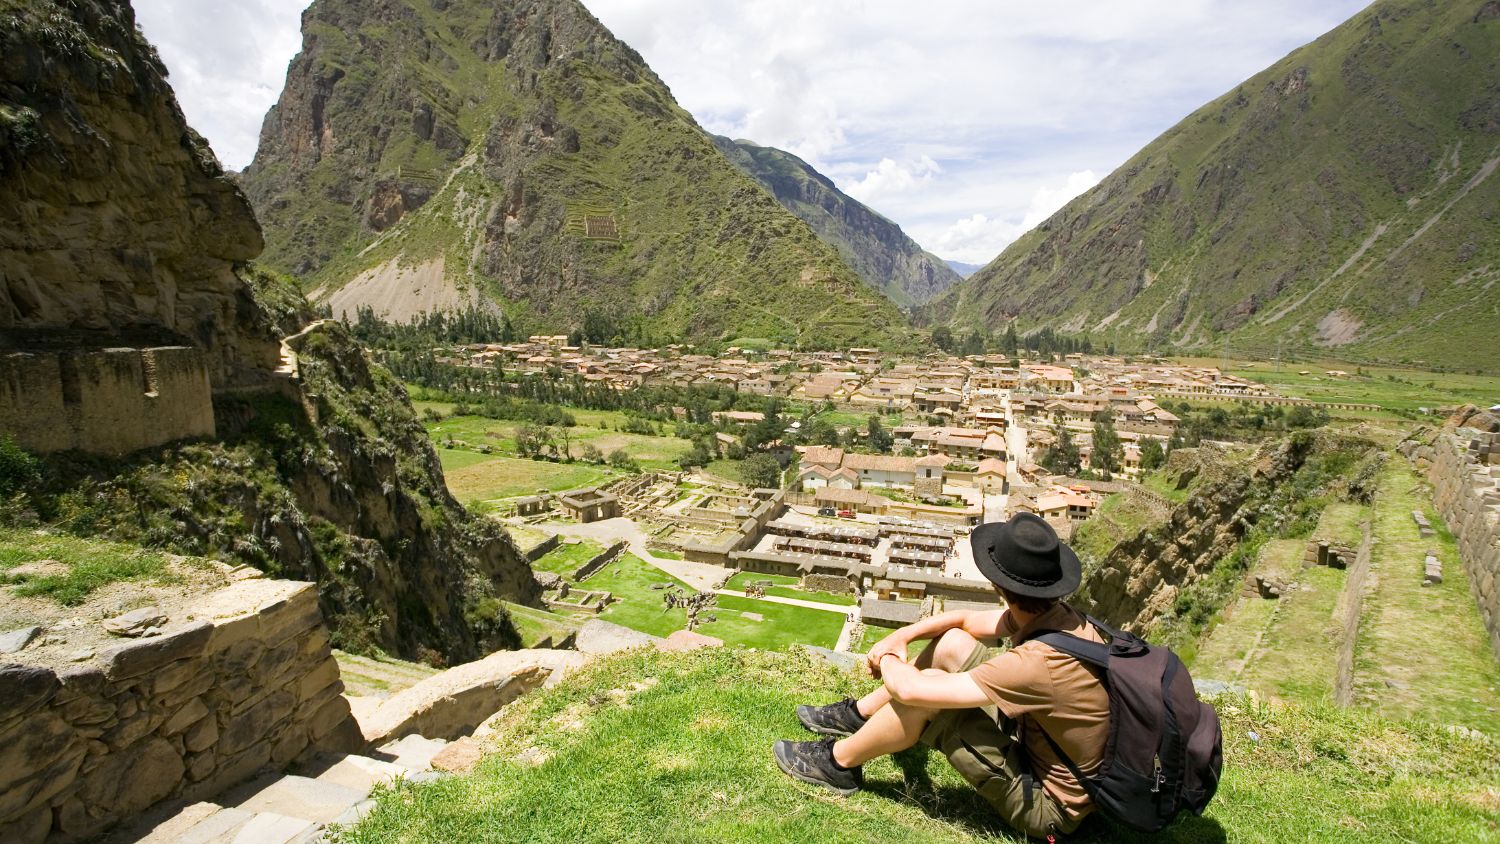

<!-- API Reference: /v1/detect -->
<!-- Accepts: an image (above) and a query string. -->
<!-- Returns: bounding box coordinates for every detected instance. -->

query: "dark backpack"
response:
[1021,615,1223,833]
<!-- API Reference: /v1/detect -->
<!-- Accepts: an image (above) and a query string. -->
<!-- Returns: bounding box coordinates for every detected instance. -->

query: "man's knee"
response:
[931,628,979,673]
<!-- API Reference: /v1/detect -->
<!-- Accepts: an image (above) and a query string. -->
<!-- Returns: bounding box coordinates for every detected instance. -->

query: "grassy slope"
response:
[340,648,1500,843]
[0,527,196,606]
[934,0,1500,369]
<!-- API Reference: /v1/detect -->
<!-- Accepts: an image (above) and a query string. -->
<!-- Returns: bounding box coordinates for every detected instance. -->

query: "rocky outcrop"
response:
[241,0,914,349]
[1082,433,1369,632]
[711,136,961,307]
[0,0,280,385]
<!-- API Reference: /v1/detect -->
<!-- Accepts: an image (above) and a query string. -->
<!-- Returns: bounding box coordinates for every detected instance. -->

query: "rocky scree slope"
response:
[711,135,962,308]
[0,0,536,664]
[242,0,913,349]
[0,0,277,385]
[929,0,1500,369]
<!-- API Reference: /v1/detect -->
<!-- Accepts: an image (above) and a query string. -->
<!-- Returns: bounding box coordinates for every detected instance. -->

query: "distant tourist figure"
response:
[774,513,1221,839]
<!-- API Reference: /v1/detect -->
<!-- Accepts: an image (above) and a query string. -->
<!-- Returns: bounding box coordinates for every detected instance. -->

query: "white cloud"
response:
[132,0,1370,263]
[921,169,1102,264]
[845,156,942,203]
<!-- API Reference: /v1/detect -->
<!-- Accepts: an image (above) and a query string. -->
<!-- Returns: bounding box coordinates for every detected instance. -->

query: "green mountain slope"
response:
[242,0,913,350]
[929,0,1500,369]
[711,136,962,307]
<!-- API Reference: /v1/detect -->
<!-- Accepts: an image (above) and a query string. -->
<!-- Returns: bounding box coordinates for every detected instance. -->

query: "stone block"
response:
[0,738,84,822]
[0,710,73,795]
[54,663,106,700]
[54,793,112,840]
[220,690,295,757]
[204,612,260,655]
[430,736,484,773]
[0,627,41,655]
[657,630,725,652]
[80,735,181,817]
[0,664,59,722]
[150,657,202,697]
[185,749,216,782]
[575,619,661,654]
[101,622,211,681]
[183,712,218,754]
[0,803,50,844]
[157,666,215,709]
[295,658,341,703]
[162,696,210,736]
[269,726,309,766]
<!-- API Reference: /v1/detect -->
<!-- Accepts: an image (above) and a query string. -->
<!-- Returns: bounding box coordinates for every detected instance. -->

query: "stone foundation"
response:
[1402,426,1500,659]
[0,346,214,455]
[0,581,359,843]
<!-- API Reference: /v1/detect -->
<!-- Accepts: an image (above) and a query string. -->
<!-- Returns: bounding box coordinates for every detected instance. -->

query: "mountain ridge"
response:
[710,135,962,307]
[928,0,1500,369]
[242,0,916,350]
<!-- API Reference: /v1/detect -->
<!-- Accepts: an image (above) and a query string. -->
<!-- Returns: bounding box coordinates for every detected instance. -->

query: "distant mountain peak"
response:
[711,135,961,307]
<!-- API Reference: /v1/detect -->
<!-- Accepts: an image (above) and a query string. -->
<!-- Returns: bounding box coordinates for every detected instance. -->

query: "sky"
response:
[134,0,1370,265]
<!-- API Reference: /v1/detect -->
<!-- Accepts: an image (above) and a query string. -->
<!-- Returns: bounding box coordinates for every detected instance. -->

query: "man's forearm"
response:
[894,610,973,644]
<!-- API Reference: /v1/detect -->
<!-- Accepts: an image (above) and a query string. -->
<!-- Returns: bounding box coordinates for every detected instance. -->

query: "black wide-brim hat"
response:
[970,512,1082,599]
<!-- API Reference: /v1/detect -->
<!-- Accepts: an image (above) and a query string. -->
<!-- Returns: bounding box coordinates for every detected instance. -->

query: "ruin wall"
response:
[0,580,359,843]
[1405,430,1500,659]
[0,346,214,455]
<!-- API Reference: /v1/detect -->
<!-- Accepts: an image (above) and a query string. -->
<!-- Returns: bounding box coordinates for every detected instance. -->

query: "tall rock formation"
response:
[242,0,913,349]
[929,0,1500,370]
[0,0,277,384]
[0,0,535,663]
[710,136,961,307]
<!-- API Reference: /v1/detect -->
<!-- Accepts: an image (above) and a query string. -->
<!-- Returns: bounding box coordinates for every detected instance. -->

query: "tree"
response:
[1039,412,1082,476]
[608,449,638,471]
[1091,410,1124,475]
[1001,323,1019,355]
[1140,438,1166,472]
[581,444,604,464]
[866,415,893,453]
[931,325,955,351]
[741,454,783,490]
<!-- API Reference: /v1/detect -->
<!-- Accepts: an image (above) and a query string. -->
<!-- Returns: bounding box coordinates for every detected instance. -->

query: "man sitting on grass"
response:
[773,513,1108,841]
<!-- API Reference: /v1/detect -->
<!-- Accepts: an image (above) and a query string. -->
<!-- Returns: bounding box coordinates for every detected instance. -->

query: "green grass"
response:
[702,459,745,485]
[531,539,607,577]
[1238,561,1347,708]
[1221,364,1500,415]
[442,455,615,503]
[726,571,858,607]
[816,409,906,430]
[429,412,692,472]
[580,555,843,650]
[435,445,499,471]
[340,648,1500,843]
[1352,462,1500,734]
[0,528,190,606]
[503,601,583,649]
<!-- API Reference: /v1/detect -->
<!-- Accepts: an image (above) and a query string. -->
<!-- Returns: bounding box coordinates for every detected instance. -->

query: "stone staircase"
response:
[109,735,452,843]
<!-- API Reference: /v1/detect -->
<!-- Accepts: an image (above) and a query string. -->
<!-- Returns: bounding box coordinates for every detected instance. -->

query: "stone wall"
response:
[0,346,214,455]
[0,580,359,843]
[1402,423,1500,659]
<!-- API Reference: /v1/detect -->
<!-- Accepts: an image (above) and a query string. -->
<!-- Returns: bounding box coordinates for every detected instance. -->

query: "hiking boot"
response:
[797,698,868,737]
[773,738,863,796]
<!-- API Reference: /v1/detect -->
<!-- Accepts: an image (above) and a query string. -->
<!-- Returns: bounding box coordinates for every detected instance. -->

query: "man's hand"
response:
[865,631,909,678]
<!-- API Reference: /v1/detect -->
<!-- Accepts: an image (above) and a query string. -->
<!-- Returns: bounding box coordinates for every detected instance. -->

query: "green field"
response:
[440,454,616,503]
[1211,360,1500,415]
[428,411,692,472]
[530,538,607,578]
[503,601,583,649]
[342,648,1500,843]
[0,528,199,606]
[726,571,858,607]
[579,555,843,650]
[815,409,905,429]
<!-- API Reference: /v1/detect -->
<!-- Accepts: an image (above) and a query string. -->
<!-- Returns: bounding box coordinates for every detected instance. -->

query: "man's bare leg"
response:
[837,628,981,766]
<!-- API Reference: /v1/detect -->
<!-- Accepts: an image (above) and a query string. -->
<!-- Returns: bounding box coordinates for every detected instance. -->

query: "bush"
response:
[0,436,41,497]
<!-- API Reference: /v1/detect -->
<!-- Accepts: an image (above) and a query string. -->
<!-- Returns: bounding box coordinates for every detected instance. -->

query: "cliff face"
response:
[929,0,1500,369]
[710,136,962,307]
[242,0,914,349]
[0,0,535,663]
[0,0,278,384]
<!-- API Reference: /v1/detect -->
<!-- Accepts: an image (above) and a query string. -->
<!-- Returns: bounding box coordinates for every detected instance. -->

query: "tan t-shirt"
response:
[968,602,1110,820]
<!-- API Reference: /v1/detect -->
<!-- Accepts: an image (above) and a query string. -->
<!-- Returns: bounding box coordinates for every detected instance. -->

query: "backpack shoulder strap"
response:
[1031,631,1112,670]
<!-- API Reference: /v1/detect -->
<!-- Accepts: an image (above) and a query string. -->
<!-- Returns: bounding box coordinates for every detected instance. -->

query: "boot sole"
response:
[773,742,859,797]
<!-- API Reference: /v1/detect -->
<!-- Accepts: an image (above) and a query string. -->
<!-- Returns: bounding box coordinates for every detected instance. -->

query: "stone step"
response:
[300,752,415,792]
[159,805,316,844]
[223,773,370,825]
[375,734,450,771]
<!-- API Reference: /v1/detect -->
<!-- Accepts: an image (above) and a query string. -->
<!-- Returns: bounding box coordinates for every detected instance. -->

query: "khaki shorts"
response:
[918,643,1079,839]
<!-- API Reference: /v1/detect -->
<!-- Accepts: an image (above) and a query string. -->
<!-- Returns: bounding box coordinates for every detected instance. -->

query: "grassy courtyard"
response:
[529,538,608,578]
[1209,360,1500,416]
[427,411,693,472]
[726,571,858,606]
[577,554,844,650]
[438,453,616,504]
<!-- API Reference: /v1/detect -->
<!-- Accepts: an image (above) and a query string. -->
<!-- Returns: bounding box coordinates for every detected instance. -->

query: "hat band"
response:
[1002,567,1061,587]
